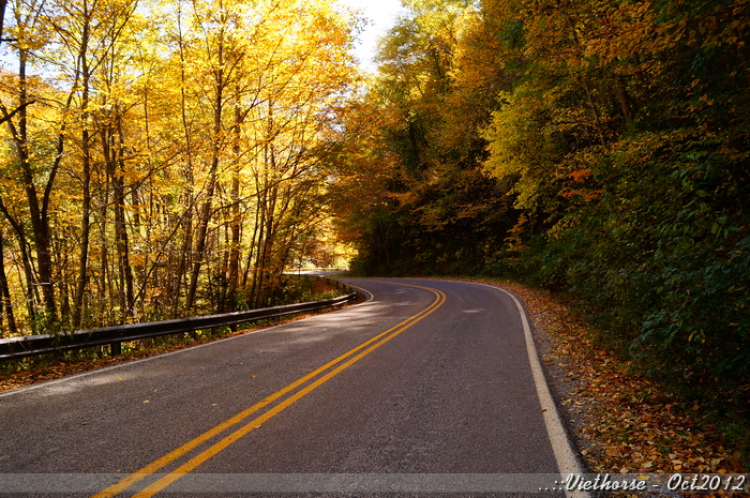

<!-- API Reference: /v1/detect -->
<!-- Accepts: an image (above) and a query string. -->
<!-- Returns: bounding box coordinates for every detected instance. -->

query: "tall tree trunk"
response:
[615,77,634,128]
[0,201,38,328]
[99,172,111,324]
[185,49,225,311]
[1,49,58,325]
[172,4,195,316]
[0,0,8,44]
[73,50,92,328]
[226,91,243,311]
[0,229,18,335]
[248,173,268,308]
[242,206,260,290]
[114,113,135,321]
[185,168,218,311]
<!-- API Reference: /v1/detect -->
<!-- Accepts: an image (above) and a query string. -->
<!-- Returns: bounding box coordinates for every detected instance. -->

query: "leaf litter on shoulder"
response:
[441,277,746,477]
[507,280,746,475]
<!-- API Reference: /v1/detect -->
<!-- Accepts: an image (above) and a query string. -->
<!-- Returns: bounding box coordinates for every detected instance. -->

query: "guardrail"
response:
[0,279,357,362]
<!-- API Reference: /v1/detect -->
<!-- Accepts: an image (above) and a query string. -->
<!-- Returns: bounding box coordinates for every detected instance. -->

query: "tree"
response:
[0,0,63,326]
[331,0,517,275]
[479,0,750,390]
[0,228,18,334]
[0,0,360,331]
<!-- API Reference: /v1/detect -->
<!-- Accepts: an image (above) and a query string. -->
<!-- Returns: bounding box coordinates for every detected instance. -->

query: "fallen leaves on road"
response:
[462,278,746,475]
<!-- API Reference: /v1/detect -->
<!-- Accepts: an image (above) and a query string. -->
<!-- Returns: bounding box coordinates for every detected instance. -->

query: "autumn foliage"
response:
[0,0,359,333]
[330,0,750,431]
[0,0,748,472]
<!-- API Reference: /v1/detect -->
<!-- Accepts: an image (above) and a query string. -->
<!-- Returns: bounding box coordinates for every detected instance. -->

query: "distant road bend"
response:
[0,278,585,497]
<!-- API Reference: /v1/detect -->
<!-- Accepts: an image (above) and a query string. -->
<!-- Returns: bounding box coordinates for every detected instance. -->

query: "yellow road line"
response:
[93,283,445,498]
[134,287,445,497]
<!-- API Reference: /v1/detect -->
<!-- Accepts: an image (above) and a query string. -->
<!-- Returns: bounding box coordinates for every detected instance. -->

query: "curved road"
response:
[0,278,583,497]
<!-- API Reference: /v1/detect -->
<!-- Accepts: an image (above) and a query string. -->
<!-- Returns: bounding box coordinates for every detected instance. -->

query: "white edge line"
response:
[339,281,375,304]
[1,279,588,496]
[475,283,591,498]
[0,290,371,400]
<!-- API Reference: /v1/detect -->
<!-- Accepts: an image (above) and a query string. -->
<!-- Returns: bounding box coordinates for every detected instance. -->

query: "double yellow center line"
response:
[93,283,446,498]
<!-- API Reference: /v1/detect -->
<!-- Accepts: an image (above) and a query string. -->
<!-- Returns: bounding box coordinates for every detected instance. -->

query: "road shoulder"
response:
[439,277,743,477]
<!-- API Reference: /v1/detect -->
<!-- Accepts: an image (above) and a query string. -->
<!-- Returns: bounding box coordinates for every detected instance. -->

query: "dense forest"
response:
[330,0,750,400]
[0,0,358,333]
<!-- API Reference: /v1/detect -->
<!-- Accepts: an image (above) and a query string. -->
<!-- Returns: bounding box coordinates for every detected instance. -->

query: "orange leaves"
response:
[568,168,592,182]
[581,1,661,65]
[562,169,601,201]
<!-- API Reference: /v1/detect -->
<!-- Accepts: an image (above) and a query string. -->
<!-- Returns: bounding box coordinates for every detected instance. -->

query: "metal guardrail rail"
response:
[0,279,357,361]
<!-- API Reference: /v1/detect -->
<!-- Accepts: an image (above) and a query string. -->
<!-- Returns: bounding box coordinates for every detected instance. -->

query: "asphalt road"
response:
[0,278,582,497]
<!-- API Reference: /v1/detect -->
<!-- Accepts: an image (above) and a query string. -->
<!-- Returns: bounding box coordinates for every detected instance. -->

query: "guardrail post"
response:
[111,341,121,356]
